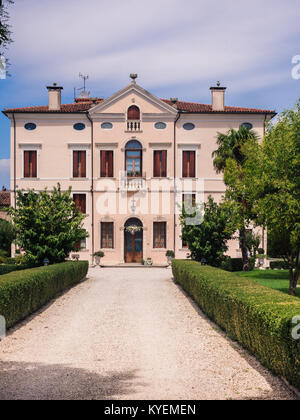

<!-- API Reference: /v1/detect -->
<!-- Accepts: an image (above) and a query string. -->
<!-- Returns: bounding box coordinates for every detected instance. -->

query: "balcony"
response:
[126,120,141,132]
[120,171,147,192]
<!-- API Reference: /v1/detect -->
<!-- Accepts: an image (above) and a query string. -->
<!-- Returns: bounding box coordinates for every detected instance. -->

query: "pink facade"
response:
[4,78,275,265]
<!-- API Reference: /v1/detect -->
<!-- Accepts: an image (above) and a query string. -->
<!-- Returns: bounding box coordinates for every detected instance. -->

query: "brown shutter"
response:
[80,195,86,214]
[31,151,37,178]
[189,151,195,178]
[161,150,167,177]
[73,151,78,178]
[80,151,86,178]
[74,194,80,210]
[24,151,30,177]
[100,151,106,177]
[108,151,113,177]
[153,151,161,177]
[182,151,188,178]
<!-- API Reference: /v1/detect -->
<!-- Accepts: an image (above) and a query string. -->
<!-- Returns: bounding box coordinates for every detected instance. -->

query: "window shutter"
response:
[31,151,37,178]
[161,150,167,177]
[80,195,86,214]
[24,151,30,177]
[80,151,86,178]
[108,151,113,177]
[189,151,195,178]
[182,151,188,178]
[153,151,161,177]
[127,106,140,120]
[73,151,79,178]
[100,151,106,177]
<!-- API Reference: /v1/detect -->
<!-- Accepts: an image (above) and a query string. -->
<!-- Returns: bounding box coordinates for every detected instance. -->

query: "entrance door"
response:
[124,218,143,263]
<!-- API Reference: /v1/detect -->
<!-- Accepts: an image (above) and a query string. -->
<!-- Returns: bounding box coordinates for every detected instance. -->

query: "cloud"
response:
[7,0,300,96]
[0,159,10,188]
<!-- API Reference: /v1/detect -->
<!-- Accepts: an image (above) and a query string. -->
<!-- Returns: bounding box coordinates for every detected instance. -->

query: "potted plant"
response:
[166,250,175,266]
[146,257,153,266]
[93,251,104,267]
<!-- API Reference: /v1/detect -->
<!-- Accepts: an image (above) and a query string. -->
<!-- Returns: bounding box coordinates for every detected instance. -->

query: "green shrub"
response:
[221,257,255,272]
[172,260,300,390]
[0,261,88,328]
[0,264,30,276]
[270,261,289,270]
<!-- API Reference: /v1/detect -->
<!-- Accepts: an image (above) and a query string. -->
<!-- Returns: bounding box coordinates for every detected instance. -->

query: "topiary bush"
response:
[172,260,300,391]
[270,261,289,270]
[0,261,88,328]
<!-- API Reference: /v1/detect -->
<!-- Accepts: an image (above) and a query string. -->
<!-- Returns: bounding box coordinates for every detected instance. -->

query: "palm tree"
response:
[212,126,259,270]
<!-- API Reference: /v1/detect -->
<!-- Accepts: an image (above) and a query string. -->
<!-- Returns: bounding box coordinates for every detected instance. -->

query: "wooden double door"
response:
[124,219,143,263]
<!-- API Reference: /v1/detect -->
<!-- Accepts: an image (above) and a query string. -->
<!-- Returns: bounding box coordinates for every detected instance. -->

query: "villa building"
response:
[3,76,275,265]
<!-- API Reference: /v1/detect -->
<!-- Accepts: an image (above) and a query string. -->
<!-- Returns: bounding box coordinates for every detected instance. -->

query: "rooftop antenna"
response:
[74,73,90,99]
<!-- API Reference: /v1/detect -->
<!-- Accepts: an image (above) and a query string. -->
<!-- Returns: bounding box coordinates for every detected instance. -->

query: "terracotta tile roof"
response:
[3,97,275,115]
[162,99,276,114]
[0,191,10,208]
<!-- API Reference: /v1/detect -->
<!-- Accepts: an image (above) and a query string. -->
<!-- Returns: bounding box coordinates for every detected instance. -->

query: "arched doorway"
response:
[124,218,143,263]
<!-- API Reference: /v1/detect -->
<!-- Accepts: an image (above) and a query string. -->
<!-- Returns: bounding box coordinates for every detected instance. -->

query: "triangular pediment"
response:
[89,82,178,117]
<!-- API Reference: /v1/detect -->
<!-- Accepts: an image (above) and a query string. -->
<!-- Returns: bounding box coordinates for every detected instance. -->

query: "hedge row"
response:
[0,261,88,328]
[221,257,255,272]
[0,264,31,276]
[270,261,290,270]
[172,260,300,390]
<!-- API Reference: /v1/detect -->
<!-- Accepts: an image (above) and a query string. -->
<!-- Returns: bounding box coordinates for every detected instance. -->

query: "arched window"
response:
[127,105,140,120]
[125,140,143,177]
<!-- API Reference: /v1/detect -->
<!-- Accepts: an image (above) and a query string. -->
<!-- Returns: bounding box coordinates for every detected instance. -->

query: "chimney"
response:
[47,83,63,110]
[210,81,226,111]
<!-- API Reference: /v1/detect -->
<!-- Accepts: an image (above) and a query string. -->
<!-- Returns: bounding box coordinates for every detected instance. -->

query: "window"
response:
[240,122,253,130]
[75,238,87,250]
[183,123,195,131]
[73,123,86,131]
[153,222,167,248]
[101,122,113,130]
[182,151,195,178]
[127,105,140,120]
[153,150,167,177]
[100,151,114,177]
[183,194,196,211]
[101,222,114,248]
[154,122,166,130]
[73,151,86,178]
[24,122,37,130]
[24,151,37,178]
[125,140,142,177]
[73,194,86,214]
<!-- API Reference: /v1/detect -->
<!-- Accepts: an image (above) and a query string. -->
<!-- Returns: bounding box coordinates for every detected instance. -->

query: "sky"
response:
[0,0,300,188]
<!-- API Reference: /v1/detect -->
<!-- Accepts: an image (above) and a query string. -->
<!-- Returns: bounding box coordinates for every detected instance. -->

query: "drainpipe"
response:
[12,113,16,209]
[173,112,181,255]
[86,112,95,265]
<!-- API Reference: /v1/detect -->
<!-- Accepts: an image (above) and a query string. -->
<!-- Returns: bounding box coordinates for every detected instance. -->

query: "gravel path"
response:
[0,268,297,400]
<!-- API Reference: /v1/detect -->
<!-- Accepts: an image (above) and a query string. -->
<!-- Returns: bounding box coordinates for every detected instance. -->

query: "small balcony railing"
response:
[120,171,147,191]
[127,120,141,132]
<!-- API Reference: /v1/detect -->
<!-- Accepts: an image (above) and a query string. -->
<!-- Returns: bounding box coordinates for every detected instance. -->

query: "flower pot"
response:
[94,256,101,266]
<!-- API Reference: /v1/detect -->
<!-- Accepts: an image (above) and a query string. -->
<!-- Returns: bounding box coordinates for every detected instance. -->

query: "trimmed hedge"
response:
[220,257,255,272]
[270,261,289,270]
[0,264,31,276]
[172,260,300,390]
[0,261,88,328]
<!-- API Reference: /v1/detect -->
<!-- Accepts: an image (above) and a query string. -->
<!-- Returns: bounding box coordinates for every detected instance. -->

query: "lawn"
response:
[235,269,300,298]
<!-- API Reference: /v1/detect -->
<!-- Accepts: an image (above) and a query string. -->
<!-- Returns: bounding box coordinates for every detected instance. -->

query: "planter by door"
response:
[124,218,143,263]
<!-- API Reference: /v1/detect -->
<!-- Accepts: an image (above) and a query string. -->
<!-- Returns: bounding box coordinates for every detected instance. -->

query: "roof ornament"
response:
[217,81,221,87]
[130,73,138,83]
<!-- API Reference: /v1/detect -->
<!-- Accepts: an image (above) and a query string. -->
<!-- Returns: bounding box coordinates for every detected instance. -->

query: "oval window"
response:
[183,123,195,131]
[24,122,37,130]
[155,122,166,130]
[101,122,113,130]
[73,123,86,131]
[240,122,253,130]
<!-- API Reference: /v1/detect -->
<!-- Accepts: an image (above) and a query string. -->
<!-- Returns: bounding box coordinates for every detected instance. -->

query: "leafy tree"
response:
[243,100,300,295]
[245,230,261,258]
[180,196,235,267]
[9,184,88,265]
[0,218,15,256]
[0,0,13,51]
[212,125,259,270]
